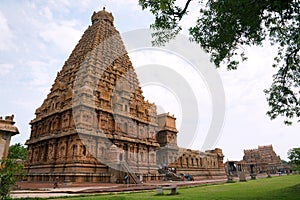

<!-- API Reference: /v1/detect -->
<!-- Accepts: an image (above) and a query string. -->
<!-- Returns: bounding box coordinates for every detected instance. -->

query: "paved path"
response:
[12,178,228,198]
[12,174,278,199]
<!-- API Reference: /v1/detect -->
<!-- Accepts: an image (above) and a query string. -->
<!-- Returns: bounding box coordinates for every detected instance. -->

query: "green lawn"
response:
[50,175,299,200]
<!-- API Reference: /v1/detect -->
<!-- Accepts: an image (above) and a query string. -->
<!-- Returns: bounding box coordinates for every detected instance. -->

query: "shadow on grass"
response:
[263,183,300,200]
[154,192,179,196]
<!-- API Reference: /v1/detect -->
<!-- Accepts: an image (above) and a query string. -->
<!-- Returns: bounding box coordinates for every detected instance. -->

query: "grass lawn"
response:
[46,175,300,200]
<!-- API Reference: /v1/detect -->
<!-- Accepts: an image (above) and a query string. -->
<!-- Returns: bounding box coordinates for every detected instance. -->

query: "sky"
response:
[0,0,299,161]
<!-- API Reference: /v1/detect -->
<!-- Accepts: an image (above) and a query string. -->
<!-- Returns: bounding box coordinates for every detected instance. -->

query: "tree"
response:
[288,147,300,172]
[7,143,27,160]
[139,0,300,124]
[0,144,26,199]
[281,160,288,164]
[0,159,24,200]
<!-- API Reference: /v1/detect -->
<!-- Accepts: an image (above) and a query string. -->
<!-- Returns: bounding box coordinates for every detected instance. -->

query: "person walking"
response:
[124,174,129,185]
[53,177,59,189]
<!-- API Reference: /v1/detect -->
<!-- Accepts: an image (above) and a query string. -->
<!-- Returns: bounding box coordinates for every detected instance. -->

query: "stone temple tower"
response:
[25,8,161,183]
[25,8,226,183]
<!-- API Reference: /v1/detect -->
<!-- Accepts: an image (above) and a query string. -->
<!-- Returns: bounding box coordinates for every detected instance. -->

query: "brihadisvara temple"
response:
[24,8,227,183]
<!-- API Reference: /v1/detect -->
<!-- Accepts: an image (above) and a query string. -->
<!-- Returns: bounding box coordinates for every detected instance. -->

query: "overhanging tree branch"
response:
[139,0,300,124]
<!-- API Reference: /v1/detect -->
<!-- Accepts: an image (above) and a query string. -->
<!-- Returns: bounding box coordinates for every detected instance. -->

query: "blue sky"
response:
[0,0,299,161]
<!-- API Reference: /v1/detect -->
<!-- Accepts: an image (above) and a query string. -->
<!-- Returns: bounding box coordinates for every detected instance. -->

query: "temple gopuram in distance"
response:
[25,8,226,183]
[226,145,287,177]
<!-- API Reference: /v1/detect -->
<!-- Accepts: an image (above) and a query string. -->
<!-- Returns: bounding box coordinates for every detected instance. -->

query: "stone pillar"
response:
[129,144,134,161]
[0,115,19,161]
[133,144,138,162]
[237,164,246,182]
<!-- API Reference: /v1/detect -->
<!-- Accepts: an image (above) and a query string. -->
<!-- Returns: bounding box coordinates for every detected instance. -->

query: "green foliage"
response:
[0,159,25,200]
[288,147,300,171]
[0,143,27,199]
[139,0,192,45]
[139,0,300,124]
[7,143,27,160]
[281,159,288,164]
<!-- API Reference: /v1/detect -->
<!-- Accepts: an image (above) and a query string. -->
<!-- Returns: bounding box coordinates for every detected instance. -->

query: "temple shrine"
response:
[0,115,19,161]
[25,8,226,183]
[226,145,284,177]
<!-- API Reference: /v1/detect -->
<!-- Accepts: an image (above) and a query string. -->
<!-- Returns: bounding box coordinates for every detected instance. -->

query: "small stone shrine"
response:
[0,115,19,161]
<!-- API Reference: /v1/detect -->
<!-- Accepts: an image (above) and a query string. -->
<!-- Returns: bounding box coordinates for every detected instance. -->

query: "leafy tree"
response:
[7,143,27,161]
[0,143,26,199]
[288,147,300,171]
[281,160,288,164]
[139,0,300,124]
[0,159,24,200]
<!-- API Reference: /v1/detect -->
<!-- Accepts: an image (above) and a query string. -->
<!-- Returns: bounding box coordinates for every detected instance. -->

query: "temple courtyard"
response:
[11,174,299,199]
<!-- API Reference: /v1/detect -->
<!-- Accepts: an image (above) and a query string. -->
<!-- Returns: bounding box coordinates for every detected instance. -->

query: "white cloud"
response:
[39,6,53,20]
[27,61,51,87]
[100,0,142,11]
[45,0,71,14]
[0,11,14,50]
[39,21,82,54]
[0,63,13,76]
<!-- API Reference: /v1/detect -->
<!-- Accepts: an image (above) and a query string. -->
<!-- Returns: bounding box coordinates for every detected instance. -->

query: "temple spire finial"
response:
[91,6,114,25]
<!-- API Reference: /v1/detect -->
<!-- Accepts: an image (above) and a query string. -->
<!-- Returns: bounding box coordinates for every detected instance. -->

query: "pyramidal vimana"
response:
[25,8,225,183]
